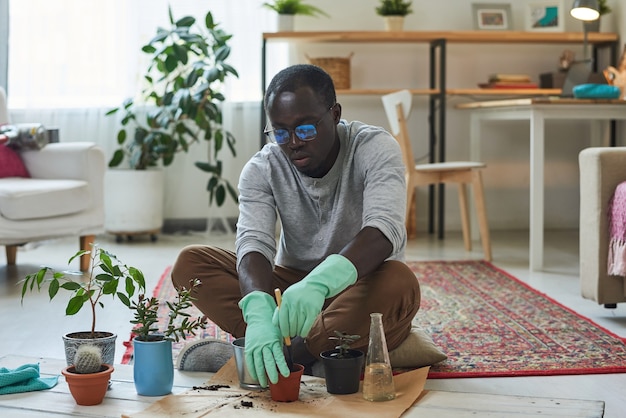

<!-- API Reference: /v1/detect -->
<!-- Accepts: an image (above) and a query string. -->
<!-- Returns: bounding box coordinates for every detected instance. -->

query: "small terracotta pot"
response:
[62,364,114,406]
[268,363,304,402]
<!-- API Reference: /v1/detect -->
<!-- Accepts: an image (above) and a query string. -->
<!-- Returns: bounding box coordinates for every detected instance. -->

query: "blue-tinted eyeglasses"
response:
[264,105,335,145]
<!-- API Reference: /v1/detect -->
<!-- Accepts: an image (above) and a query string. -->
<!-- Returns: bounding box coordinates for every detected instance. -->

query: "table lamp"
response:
[570,0,600,61]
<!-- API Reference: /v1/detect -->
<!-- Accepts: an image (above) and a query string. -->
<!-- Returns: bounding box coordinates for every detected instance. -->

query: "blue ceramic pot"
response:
[133,338,174,396]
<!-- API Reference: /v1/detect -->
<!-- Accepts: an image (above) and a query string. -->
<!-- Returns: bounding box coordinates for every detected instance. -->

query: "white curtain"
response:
[7,0,287,219]
[7,0,281,159]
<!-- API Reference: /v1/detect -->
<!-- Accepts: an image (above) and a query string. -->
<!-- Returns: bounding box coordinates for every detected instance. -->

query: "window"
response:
[7,0,277,108]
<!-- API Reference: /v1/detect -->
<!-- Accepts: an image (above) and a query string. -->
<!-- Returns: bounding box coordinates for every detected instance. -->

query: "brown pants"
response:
[171,245,420,357]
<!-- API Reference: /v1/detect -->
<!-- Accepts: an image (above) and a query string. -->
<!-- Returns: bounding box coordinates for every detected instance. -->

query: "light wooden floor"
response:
[1,228,625,417]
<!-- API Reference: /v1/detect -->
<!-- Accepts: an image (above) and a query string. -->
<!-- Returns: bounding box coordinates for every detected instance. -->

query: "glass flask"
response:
[363,312,396,401]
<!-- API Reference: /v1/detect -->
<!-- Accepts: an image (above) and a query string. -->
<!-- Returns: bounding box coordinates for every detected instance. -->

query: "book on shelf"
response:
[488,73,532,83]
[479,82,539,89]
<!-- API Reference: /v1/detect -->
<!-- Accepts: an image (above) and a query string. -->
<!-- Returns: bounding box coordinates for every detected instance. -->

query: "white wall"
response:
[259,0,624,232]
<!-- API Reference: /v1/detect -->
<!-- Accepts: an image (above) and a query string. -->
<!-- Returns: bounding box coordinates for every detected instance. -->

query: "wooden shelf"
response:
[448,88,562,96]
[336,88,437,95]
[335,88,563,96]
[263,30,618,46]
[261,30,620,236]
[264,31,617,98]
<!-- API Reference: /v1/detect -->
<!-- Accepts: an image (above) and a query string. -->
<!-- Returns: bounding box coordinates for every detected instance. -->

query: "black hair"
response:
[264,64,336,113]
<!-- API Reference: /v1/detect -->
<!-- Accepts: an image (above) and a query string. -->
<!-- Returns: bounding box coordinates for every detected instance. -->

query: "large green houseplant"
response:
[20,245,146,366]
[106,7,239,208]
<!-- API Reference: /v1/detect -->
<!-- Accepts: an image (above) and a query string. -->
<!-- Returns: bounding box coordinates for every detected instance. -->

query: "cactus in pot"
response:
[62,344,114,406]
[74,345,105,374]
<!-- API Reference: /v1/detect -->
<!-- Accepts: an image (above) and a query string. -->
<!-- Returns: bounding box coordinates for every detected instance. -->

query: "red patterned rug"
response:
[123,260,626,378]
[416,260,626,378]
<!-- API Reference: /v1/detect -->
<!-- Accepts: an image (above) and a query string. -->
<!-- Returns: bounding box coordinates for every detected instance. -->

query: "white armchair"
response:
[0,87,105,271]
[579,147,626,308]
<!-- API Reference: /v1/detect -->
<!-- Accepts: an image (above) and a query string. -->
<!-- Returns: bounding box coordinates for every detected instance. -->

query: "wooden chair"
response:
[382,90,492,261]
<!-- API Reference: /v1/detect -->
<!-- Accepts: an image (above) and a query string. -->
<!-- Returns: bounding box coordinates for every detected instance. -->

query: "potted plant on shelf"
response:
[578,0,611,33]
[62,344,114,406]
[128,278,207,396]
[375,0,413,31]
[262,0,329,31]
[599,0,611,16]
[20,245,146,367]
[105,6,239,241]
[319,331,364,394]
[589,0,611,32]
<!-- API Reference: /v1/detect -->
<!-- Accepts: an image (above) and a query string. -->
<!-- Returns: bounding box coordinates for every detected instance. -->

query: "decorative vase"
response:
[62,331,117,366]
[62,364,114,406]
[277,14,295,32]
[320,349,364,394]
[268,363,304,402]
[104,169,164,239]
[383,16,405,31]
[132,339,174,396]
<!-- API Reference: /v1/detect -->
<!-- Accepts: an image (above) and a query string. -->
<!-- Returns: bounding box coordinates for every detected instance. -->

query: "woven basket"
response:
[306,53,354,90]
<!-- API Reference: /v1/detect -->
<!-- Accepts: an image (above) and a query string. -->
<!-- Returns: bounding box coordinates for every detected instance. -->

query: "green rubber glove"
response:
[273,254,358,338]
[239,291,290,387]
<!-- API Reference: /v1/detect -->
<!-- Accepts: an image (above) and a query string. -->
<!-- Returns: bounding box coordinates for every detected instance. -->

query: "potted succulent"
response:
[319,331,364,394]
[375,0,413,31]
[20,245,146,367]
[262,0,329,31]
[128,278,207,396]
[62,344,114,406]
[105,7,239,239]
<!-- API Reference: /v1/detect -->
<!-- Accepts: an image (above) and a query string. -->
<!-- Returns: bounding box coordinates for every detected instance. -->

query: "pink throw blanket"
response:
[608,181,626,276]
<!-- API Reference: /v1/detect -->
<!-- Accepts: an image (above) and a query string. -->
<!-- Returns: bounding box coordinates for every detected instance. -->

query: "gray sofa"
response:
[579,147,626,308]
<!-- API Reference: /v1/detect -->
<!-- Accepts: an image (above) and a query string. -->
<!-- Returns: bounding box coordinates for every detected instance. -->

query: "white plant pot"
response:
[384,16,405,31]
[277,14,295,32]
[104,169,164,235]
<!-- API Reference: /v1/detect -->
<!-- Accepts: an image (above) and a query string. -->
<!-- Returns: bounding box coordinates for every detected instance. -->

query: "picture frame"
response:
[472,3,512,31]
[526,1,564,32]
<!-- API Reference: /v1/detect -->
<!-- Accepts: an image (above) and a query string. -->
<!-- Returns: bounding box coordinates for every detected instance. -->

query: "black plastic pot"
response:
[319,349,364,394]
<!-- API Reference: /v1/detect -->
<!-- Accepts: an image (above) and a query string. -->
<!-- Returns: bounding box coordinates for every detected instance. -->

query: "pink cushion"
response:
[0,144,30,178]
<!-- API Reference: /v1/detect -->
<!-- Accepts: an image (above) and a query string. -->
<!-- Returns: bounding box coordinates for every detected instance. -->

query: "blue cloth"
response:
[573,84,621,99]
[0,363,58,395]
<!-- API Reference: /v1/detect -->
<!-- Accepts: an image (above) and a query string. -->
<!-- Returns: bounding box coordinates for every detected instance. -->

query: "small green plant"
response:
[73,345,103,374]
[328,331,361,359]
[262,0,329,17]
[598,0,611,16]
[130,278,207,342]
[20,245,146,339]
[375,0,413,16]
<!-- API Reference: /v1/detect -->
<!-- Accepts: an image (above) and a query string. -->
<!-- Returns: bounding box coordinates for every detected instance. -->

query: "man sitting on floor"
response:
[171,64,423,386]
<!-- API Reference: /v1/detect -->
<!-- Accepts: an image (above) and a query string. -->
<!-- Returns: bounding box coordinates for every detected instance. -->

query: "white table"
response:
[0,354,604,417]
[458,98,626,271]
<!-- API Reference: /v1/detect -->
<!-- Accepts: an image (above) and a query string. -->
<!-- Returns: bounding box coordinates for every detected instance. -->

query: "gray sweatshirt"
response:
[235,119,407,273]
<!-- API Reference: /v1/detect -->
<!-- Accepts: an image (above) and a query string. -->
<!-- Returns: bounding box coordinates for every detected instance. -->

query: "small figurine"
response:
[603,45,626,99]
[559,49,575,71]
